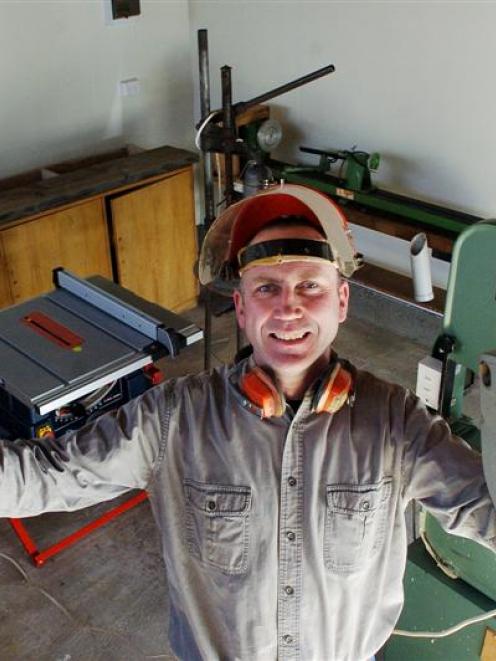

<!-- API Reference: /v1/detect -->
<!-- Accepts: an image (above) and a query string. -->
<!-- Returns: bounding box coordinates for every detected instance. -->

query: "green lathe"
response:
[267,146,483,258]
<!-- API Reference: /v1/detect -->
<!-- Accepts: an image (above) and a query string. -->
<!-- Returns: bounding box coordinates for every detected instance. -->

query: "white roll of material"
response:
[410,233,434,302]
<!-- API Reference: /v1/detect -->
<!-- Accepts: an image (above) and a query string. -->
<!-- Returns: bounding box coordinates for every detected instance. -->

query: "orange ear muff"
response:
[239,367,285,418]
[239,362,352,418]
[312,363,352,414]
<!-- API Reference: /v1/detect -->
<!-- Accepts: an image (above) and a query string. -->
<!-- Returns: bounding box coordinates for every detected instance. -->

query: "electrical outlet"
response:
[416,355,442,410]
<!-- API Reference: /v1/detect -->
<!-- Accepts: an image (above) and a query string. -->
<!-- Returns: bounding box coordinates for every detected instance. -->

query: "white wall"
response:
[0,0,194,177]
[188,1,496,286]
[2,1,493,287]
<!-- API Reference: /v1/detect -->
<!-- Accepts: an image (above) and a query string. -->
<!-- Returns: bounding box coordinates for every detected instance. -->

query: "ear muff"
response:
[239,367,285,418]
[239,363,353,418]
[312,362,353,414]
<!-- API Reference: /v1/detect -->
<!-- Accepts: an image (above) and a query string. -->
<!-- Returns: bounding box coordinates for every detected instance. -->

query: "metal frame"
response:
[8,491,147,567]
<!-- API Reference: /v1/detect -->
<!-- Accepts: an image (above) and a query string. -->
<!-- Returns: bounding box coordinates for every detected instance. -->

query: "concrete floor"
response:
[0,296,480,661]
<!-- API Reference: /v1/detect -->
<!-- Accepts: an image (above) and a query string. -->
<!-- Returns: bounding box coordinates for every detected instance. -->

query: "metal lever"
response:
[233,64,335,116]
[198,64,335,128]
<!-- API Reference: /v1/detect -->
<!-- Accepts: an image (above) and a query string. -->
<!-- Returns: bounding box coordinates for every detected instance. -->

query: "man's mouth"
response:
[269,330,311,342]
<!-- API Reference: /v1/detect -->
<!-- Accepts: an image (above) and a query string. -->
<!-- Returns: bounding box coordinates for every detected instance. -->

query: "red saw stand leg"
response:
[8,490,148,567]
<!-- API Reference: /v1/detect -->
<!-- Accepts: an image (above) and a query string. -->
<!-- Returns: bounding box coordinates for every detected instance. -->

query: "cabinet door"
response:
[0,237,13,307]
[110,167,198,312]
[1,198,112,305]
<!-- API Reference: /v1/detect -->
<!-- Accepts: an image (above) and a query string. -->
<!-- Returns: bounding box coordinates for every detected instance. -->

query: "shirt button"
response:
[287,476,297,487]
[362,500,370,511]
[286,531,296,542]
[283,634,293,644]
[285,585,294,595]
[207,500,216,511]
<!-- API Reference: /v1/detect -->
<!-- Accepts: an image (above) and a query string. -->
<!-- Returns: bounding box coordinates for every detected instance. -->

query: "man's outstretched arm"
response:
[0,381,171,518]
[400,391,496,550]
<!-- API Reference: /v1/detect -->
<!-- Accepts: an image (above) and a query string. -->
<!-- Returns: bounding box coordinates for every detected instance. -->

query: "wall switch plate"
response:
[119,78,140,97]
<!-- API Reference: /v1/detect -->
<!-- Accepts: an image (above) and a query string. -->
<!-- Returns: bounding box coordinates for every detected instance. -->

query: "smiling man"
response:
[233,220,349,400]
[1,184,495,661]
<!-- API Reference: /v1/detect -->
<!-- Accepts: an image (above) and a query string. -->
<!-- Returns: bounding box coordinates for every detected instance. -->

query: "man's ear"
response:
[233,289,246,329]
[338,279,350,324]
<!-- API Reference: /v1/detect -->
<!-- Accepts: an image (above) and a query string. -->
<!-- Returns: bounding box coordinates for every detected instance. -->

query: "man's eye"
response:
[300,281,320,291]
[256,284,276,294]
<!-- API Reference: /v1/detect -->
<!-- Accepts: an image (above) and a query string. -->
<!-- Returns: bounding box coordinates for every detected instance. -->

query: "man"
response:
[0,184,495,661]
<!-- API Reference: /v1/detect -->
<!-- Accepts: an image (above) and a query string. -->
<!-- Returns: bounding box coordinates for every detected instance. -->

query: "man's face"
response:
[233,225,349,390]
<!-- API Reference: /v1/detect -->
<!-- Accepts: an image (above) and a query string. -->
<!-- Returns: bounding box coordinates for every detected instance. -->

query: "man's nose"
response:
[274,289,303,319]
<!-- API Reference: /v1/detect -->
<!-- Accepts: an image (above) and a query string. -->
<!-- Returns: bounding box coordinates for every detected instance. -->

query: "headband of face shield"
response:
[237,234,334,275]
[197,184,362,285]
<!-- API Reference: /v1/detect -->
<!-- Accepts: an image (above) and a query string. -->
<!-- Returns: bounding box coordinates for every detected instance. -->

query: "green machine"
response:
[383,220,496,659]
[285,146,381,194]
[269,146,483,248]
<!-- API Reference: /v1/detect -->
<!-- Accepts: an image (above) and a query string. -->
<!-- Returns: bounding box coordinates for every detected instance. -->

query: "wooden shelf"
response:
[0,145,197,228]
[351,262,445,314]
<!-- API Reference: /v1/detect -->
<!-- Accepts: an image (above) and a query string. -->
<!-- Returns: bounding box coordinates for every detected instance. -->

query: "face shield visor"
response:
[198,183,361,285]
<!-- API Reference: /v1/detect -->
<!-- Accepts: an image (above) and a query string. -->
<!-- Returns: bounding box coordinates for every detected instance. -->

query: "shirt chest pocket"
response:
[324,479,392,575]
[184,479,252,575]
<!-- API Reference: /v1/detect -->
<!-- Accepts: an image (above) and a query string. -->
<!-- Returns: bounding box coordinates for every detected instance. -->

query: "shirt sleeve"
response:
[0,380,173,518]
[399,390,496,550]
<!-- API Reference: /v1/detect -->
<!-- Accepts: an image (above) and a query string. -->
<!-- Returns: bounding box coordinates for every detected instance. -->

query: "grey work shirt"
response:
[1,358,495,661]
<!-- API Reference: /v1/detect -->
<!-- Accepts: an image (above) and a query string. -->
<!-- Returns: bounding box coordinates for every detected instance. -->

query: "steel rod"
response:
[197,30,216,231]
[234,64,335,115]
[221,65,235,208]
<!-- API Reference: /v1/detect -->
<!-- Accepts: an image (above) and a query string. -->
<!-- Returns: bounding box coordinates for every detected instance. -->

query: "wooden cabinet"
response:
[0,199,112,307]
[0,240,11,306]
[0,148,198,312]
[111,168,197,312]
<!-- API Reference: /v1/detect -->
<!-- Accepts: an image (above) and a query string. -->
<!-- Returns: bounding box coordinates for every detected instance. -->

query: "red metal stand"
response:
[8,490,148,567]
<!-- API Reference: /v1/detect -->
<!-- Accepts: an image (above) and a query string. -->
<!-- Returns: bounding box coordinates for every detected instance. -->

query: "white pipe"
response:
[410,233,434,302]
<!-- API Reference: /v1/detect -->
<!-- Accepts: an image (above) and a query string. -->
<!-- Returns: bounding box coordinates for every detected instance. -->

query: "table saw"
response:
[0,268,202,440]
[0,268,203,565]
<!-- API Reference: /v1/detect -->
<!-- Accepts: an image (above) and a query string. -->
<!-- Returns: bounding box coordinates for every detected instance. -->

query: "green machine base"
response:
[384,540,496,660]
